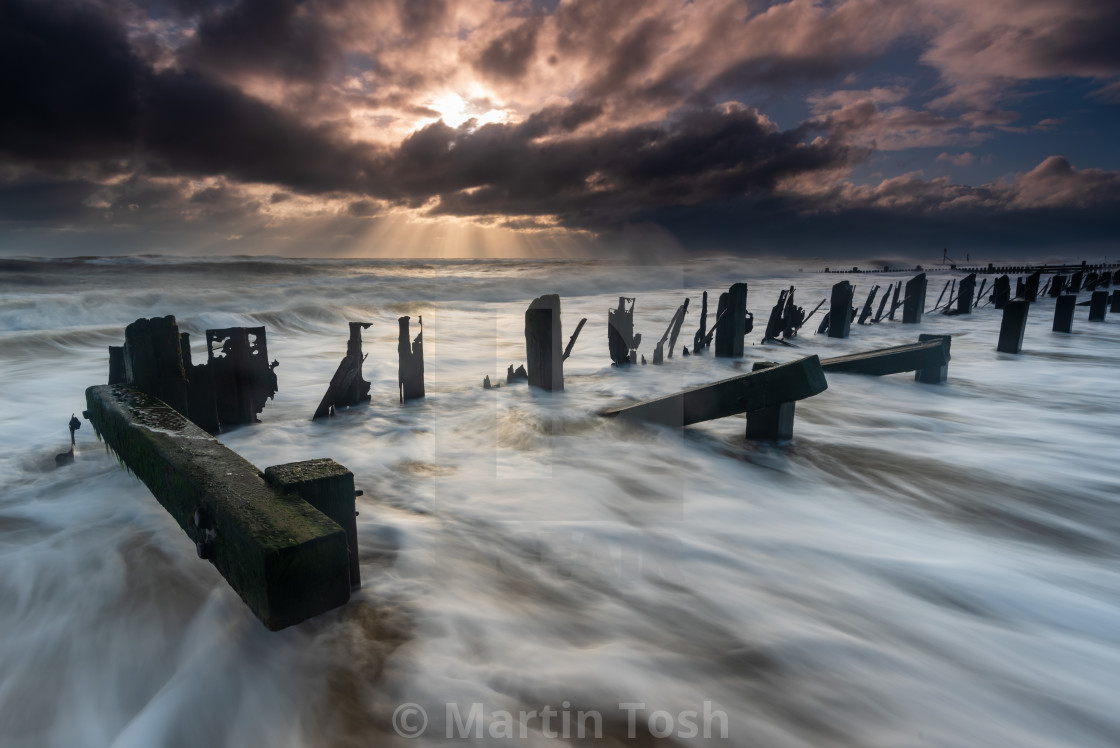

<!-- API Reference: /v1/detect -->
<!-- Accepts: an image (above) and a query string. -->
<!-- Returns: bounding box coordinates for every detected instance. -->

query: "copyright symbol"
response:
[393,702,428,738]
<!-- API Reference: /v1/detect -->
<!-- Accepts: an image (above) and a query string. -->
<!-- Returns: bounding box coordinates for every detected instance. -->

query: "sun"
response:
[425,91,514,128]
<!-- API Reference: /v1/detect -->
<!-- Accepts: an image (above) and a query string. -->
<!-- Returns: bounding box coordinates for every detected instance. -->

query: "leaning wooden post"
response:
[1049,274,1066,297]
[265,459,360,591]
[525,294,564,391]
[714,283,748,357]
[902,273,926,323]
[692,291,709,353]
[888,282,901,320]
[398,316,425,402]
[997,299,1029,353]
[1089,290,1108,321]
[1053,295,1076,333]
[745,362,796,440]
[828,280,853,337]
[954,273,976,315]
[857,285,879,325]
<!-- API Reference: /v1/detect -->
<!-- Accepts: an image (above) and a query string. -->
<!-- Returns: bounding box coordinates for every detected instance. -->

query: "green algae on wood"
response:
[85,384,350,630]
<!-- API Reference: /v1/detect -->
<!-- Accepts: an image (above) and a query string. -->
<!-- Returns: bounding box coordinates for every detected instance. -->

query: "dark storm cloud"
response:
[180,0,343,82]
[474,16,542,80]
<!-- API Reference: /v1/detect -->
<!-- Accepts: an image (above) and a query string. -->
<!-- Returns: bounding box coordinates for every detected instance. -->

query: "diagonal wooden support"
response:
[85,384,351,630]
[600,355,827,428]
[820,335,951,383]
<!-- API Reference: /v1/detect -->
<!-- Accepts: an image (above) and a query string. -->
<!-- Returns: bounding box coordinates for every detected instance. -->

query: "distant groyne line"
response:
[819,262,1119,274]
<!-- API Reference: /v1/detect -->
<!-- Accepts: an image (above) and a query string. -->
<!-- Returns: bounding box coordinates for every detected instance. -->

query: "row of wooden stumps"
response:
[820,273,928,338]
[999,288,1116,353]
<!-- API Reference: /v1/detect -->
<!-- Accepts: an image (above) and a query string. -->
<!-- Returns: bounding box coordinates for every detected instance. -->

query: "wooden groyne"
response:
[85,385,354,630]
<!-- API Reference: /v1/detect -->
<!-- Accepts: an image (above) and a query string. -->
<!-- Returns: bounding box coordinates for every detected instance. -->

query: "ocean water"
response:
[1,256,1119,748]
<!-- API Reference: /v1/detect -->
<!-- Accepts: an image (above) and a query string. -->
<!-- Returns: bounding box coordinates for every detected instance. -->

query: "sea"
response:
[1,255,1118,747]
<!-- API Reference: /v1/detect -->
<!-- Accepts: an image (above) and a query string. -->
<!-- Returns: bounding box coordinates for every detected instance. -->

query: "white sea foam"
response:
[1,258,1118,747]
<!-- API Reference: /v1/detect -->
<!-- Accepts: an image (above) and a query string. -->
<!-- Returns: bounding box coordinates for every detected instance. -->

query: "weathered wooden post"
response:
[745,362,796,440]
[857,285,879,325]
[915,334,951,383]
[714,282,749,357]
[108,345,125,385]
[1089,290,1108,321]
[314,322,373,419]
[205,326,279,426]
[1049,275,1066,297]
[398,316,425,402]
[1069,270,1084,293]
[997,299,1029,353]
[1015,277,1026,298]
[992,275,1011,309]
[903,273,926,324]
[608,297,641,365]
[526,294,564,391]
[874,283,891,322]
[653,299,689,363]
[1111,290,1120,313]
[888,282,901,320]
[181,332,220,433]
[1024,271,1041,302]
[954,273,976,315]
[265,459,360,590]
[124,316,190,416]
[1053,295,1076,333]
[828,280,853,337]
[692,291,709,353]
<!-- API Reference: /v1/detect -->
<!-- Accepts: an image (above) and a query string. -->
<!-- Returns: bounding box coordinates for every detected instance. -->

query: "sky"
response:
[2,0,1119,261]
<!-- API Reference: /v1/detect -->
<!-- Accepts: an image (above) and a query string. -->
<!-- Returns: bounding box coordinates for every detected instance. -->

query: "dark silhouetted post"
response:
[858,285,879,324]
[124,316,190,416]
[903,273,926,324]
[1089,291,1108,321]
[526,294,563,391]
[1024,271,1041,302]
[1049,275,1066,297]
[992,275,1011,309]
[915,334,951,384]
[608,297,640,365]
[715,282,749,357]
[828,281,853,337]
[955,273,976,315]
[692,291,708,353]
[314,322,373,419]
[1053,295,1076,333]
[745,362,795,441]
[1069,271,1083,293]
[1111,291,1120,313]
[108,345,125,385]
[888,282,901,320]
[997,300,1029,353]
[398,316,425,401]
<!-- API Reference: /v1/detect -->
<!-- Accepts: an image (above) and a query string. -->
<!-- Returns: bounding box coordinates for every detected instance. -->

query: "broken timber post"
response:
[124,316,190,416]
[903,273,927,324]
[745,362,796,440]
[608,297,640,365]
[85,385,351,630]
[714,283,749,357]
[1024,271,1041,302]
[526,294,564,390]
[206,326,279,427]
[666,298,689,358]
[1112,291,1120,314]
[997,299,1029,354]
[265,459,360,591]
[874,284,891,322]
[398,316,425,402]
[180,332,220,433]
[1089,290,1108,321]
[600,355,827,429]
[692,291,709,353]
[563,318,587,361]
[1069,271,1084,292]
[992,275,1011,309]
[1053,295,1076,333]
[820,335,950,383]
[1050,275,1066,297]
[857,285,879,325]
[888,282,901,321]
[828,281,853,337]
[108,346,125,385]
[951,273,976,315]
[313,322,373,419]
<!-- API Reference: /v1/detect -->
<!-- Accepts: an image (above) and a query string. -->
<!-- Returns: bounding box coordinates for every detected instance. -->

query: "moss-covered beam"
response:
[85,384,350,630]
